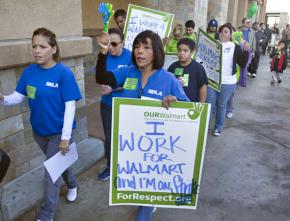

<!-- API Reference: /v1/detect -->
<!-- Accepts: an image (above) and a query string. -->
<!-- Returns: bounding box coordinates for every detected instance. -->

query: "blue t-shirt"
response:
[16,63,82,136]
[101,48,132,106]
[112,65,189,101]
[243,29,250,43]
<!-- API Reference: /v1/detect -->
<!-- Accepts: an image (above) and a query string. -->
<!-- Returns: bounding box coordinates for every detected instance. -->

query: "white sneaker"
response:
[152,207,157,213]
[213,129,221,136]
[252,73,256,78]
[247,72,251,76]
[226,112,233,118]
[67,187,78,202]
[37,219,53,221]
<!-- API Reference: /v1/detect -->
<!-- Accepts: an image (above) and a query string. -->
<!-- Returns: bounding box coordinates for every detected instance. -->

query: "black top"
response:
[232,43,249,75]
[167,60,208,102]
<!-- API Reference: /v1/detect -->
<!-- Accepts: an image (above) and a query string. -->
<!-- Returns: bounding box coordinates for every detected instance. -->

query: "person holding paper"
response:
[0,27,81,221]
[96,30,189,221]
[167,38,208,102]
[206,24,249,136]
[97,28,132,181]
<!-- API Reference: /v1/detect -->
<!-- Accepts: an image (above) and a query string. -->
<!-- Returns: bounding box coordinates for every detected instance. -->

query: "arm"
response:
[59,100,75,154]
[198,84,207,103]
[95,31,117,86]
[0,91,25,105]
[235,44,249,68]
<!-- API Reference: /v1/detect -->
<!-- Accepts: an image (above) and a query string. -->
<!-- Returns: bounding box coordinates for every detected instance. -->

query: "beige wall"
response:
[81,0,148,30]
[0,0,83,40]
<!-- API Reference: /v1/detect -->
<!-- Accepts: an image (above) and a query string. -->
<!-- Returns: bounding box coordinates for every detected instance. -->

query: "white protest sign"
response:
[109,98,210,209]
[123,4,174,51]
[196,29,222,92]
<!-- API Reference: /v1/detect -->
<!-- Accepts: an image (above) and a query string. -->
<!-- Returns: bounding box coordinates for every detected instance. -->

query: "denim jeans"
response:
[33,132,78,221]
[135,206,154,221]
[226,89,236,114]
[206,84,236,131]
[100,102,112,168]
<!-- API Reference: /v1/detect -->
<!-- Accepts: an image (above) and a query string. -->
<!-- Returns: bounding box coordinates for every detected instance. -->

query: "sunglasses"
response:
[110,41,121,47]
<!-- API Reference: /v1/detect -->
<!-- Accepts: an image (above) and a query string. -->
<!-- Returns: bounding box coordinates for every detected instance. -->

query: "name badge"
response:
[26,85,36,99]
[123,78,138,90]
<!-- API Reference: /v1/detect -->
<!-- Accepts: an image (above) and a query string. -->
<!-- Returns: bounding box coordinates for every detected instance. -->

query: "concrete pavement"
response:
[19,55,290,221]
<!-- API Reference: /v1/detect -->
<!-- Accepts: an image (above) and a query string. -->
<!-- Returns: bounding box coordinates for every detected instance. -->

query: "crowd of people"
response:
[0,6,288,221]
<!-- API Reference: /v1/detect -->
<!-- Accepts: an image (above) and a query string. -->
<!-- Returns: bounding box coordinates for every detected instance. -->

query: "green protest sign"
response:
[109,98,210,209]
[196,29,222,92]
[123,4,174,51]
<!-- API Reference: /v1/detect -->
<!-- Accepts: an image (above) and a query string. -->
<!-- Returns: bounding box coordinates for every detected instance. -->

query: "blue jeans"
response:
[33,132,78,221]
[135,206,154,221]
[100,102,112,168]
[206,84,236,131]
[226,89,236,114]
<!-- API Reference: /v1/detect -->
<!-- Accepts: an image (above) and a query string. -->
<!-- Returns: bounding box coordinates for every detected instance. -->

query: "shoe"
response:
[278,79,282,83]
[247,72,251,76]
[226,112,233,118]
[152,207,157,213]
[67,187,78,202]
[252,73,256,78]
[213,129,221,136]
[98,167,110,181]
[270,80,275,85]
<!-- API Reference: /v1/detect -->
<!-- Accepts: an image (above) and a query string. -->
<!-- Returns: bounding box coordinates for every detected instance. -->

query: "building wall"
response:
[0,1,104,220]
[0,0,83,40]
[207,0,230,27]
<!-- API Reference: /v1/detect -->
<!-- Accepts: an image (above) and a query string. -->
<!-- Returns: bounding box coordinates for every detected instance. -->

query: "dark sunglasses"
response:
[110,41,121,47]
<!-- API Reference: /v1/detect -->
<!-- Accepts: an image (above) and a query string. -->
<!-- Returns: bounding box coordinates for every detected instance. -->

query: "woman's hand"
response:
[97,31,110,55]
[59,140,70,155]
[99,85,113,95]
[0,94,4,102]
[162,95,177,110]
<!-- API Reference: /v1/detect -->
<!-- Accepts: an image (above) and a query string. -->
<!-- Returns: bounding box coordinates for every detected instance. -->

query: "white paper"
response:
[43,142,78,183]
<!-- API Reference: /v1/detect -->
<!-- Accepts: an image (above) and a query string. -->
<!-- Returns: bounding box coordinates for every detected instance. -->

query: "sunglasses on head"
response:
[110,41,121,47]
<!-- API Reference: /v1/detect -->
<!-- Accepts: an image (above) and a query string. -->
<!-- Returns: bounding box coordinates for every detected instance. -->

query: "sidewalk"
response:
[20,55,290,221]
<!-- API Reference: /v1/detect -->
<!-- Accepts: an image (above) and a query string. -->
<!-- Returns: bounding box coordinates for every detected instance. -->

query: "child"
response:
[184,20,196,43]
[163,23,184,53]
[270,41,288,85]
[167,38,208,102]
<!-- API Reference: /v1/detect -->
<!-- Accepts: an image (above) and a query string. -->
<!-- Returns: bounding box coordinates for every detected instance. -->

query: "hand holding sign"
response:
[98,2,114,33]
[97,31,110,54]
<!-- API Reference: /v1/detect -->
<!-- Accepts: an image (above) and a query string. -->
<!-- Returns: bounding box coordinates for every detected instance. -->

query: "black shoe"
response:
[278,79,282,83]
[98,167,110,181]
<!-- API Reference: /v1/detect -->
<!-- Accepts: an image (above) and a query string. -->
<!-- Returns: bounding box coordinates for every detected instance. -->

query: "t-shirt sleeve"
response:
[197,64,209,87]
[171,77,189,101]
[15,67,30,96]
[167,63,175,73]
[61,69,82,102]
[112,66,131,87]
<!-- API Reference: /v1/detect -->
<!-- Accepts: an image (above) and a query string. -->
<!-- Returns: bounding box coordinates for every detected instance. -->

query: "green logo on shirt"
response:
[26,85,36,99]
[123,78,138,90]
[183,74,189,87]
[174,68,184,76]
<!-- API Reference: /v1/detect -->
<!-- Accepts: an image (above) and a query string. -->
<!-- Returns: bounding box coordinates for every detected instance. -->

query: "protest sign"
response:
[123,4,174,51]
[196,29,222,92]
[110,98,210,209]
[164,53,179,71]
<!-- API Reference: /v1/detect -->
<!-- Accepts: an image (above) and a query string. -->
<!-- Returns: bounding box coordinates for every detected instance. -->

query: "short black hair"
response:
[132,30,164,70]
[185,20,195,29]
[114,9,126,19]
[218,23,233,34]
[177,38,195,51]
[108,28,124,41]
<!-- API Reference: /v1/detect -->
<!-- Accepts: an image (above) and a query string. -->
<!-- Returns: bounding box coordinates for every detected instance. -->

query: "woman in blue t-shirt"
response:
[0,28,82,221]
[97,28,132,181]
[96,30,189,221]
